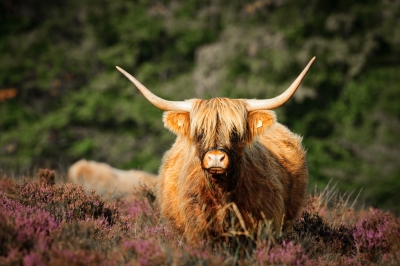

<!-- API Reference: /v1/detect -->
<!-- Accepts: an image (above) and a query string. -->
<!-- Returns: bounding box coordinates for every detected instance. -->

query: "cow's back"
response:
[67,160,157,195]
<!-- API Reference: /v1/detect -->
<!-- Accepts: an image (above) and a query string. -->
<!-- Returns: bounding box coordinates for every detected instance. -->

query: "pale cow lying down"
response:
[67,159,157,196]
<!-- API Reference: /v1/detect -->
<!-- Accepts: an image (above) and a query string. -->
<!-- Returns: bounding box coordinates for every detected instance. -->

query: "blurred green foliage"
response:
[1,0,399,211]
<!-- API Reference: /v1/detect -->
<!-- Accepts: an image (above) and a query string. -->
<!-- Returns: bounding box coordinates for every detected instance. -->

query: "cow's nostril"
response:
[203,150,229,170]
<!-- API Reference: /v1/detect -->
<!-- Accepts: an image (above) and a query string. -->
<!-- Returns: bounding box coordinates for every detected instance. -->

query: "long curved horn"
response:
[245,57,316,111]
[116,66,192,112]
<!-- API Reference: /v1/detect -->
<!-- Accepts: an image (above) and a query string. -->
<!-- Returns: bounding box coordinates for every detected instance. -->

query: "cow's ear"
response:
[163,111,190,136]
[247,110,276,139]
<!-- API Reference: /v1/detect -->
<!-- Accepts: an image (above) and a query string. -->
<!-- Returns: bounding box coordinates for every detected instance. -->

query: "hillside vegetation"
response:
[1,170,400,265]
[1,0,400,211]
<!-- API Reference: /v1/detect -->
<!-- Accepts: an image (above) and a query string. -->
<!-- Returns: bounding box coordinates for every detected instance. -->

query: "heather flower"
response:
[256,241,311,265]
[2,171,400,265]
[381,250,400,265]
[352,209,400,262]
[0,248,21,265]
[2,174,119,224]
[38,169,55,185]
[0,175,15,191]
[49,248,109,265]
[122,239,165,266]
[24,252,46,266]
[139,224,175,242]
[0,195,59,232]
[285,211,355,258]
[184,242,213,262]
[123,198,153,218]
[0,194,59,263]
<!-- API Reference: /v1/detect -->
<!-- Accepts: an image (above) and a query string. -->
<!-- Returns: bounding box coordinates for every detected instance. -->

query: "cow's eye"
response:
[196,133,204,142]
[230,132,240,142]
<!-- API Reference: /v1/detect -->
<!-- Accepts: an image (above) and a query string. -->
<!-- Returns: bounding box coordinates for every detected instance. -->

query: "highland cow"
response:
[116,57,315,242]
[67,159,157,196]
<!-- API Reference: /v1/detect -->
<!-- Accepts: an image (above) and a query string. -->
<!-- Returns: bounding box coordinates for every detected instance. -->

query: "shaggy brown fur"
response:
[67,159,157,196]
[158,98,308,243]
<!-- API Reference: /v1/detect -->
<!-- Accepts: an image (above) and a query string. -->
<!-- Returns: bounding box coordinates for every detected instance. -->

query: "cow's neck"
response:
[205,168,239,197]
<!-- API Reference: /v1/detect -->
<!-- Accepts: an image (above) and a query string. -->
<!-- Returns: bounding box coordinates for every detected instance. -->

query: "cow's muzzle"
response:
[202,149,230,176]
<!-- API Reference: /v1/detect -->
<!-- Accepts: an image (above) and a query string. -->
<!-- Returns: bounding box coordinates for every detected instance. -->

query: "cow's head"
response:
[116,57,315,182]
[161,99,278,180]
